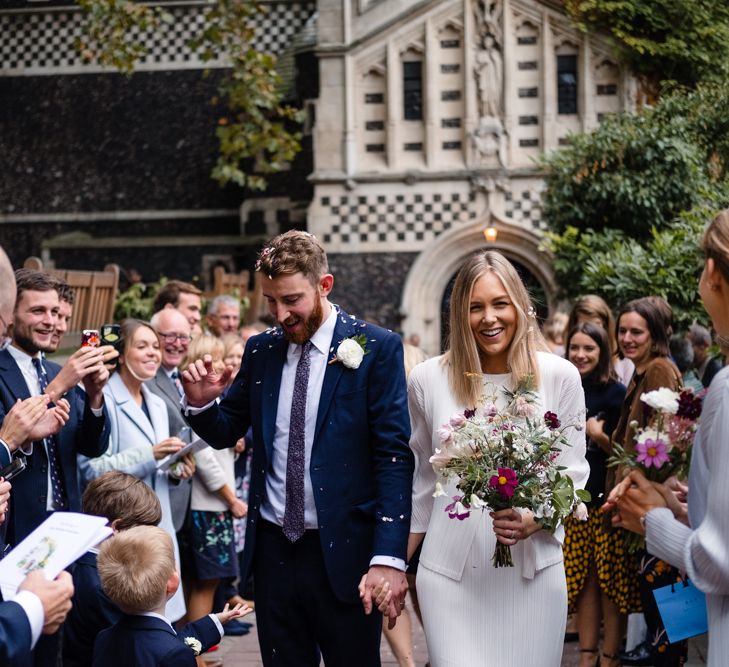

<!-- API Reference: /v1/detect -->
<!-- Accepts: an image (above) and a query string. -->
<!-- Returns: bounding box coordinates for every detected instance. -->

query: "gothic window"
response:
[557,55,578,114]
[403,61,423,120]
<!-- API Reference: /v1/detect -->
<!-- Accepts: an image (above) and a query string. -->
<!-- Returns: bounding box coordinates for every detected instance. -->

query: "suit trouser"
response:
[253,520,382,667]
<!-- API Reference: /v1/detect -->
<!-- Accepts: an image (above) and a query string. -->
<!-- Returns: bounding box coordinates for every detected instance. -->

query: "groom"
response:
[182,231,413,665]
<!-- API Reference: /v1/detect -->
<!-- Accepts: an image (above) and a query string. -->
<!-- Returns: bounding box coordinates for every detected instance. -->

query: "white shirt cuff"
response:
[369,555,407,572]
[208,613,224,640]
[181,397,215,416]
[90,406,104,418]
[11,590,44,648]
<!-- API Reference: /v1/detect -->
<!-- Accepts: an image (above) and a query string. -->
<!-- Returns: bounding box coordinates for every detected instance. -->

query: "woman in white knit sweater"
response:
[179,335,246,624]
[606,209,729,667]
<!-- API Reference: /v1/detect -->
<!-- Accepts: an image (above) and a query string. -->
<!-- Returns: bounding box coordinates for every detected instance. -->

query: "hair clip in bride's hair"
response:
[527,306,536,319]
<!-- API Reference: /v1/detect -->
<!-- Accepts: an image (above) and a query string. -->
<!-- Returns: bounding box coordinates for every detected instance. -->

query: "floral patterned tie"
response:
[32,357,67,510]
[282,341,312,542]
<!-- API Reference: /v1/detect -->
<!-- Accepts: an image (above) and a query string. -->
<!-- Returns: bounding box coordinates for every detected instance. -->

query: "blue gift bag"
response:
[653,578,708,643]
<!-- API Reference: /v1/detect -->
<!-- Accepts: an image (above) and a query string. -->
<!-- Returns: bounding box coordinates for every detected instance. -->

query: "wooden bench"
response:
[23,257,120,347]
[208,266,265,324]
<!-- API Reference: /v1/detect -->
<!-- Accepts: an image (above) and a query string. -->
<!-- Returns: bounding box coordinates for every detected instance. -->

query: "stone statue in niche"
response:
[470,116,506,168]
[474,0,503,122]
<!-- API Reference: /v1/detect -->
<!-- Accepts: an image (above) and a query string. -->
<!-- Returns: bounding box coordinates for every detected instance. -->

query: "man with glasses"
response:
[148,308,194,532]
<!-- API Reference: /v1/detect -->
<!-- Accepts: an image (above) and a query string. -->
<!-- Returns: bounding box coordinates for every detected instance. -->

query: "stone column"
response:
[541,12,556,152]
[463,0,478,167]
[387,39,401,169]
[502,0,515,167]
[580,33,595,132]
[424,18,438,167]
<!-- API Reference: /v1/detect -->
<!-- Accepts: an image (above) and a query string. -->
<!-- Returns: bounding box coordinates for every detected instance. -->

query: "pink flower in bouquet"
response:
[429,447,457,471]
[514,396,536,417]
[482,403,498,418]
[445,496,470,520]
[449,414,467,428]
[436,424,453,443]
[635,438,669,469]
[489,467,519,498]
[668,416,697,451]
[544,411,561,430]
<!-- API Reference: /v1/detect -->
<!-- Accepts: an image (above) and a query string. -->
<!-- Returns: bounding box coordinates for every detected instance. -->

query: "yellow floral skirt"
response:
[563,508,642,614]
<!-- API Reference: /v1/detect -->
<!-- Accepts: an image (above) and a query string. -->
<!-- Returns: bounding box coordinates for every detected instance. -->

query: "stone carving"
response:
[470,116,507,167]
[473,0,503,121]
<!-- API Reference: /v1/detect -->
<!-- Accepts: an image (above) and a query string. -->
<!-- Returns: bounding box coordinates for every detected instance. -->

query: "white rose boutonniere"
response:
[330,334,368,369]
[184,637,202,655]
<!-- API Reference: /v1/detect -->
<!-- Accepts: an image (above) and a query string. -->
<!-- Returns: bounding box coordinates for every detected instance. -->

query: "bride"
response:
[408,251,589,666]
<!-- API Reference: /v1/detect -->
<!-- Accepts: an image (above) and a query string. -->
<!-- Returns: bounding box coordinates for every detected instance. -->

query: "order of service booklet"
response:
[0,512,112,599]
[156,437,209,472]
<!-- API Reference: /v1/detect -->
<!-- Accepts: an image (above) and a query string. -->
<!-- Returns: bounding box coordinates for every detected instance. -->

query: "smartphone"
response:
[100,324,122,368]
[81,330,100,347]
[0,456,26,482]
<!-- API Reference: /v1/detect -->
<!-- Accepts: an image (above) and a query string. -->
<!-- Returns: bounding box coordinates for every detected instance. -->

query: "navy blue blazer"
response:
[186,308,414,603]
[92,614,220,667]
[0,349,110,545]
[0,599,32,667]
[63,551,122,667]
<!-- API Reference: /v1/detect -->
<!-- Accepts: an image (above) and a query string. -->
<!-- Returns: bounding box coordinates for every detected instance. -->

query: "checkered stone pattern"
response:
[0,2,315,74]
[319,191,478,248]
[504,187,545,229]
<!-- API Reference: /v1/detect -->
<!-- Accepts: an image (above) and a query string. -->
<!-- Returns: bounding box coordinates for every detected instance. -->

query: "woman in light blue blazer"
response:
[607,209,729,667]
[78,319,194,622]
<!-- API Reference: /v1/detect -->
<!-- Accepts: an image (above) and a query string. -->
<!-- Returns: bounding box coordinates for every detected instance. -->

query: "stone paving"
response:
[206,607,707,666]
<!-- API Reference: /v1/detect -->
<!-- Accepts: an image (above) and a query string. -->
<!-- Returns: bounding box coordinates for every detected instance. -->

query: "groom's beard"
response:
[281,297,324,345]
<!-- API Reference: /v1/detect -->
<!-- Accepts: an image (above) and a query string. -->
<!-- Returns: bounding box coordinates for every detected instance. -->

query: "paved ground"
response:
[207,607,708,666]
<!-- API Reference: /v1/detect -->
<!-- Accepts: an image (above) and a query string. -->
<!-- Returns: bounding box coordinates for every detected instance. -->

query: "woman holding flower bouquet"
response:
[611,297,685,666]
[561,322,631,667]
[408,251,589,666]
[606,210,729,667]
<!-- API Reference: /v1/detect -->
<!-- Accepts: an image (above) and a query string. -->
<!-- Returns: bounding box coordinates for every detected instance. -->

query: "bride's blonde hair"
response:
[444,251,547,407]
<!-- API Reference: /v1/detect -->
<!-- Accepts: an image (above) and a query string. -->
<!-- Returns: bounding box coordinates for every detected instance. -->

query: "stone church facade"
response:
[0,0,636,354]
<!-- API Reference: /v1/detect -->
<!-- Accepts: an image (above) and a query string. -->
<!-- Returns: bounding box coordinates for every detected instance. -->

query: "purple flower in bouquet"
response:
[676,389,703,420]
[489,467,519,498]
[544,411,561,430]
[445,496,470,520]
[464,407,477,419]
[635,438,669,469]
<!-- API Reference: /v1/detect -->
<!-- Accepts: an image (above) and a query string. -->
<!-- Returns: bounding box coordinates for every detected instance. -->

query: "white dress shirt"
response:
[259,305,336,529]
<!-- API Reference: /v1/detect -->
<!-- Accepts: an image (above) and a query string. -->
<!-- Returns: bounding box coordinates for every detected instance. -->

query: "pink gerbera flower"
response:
[489,467,519,498]
[635,438,669,469]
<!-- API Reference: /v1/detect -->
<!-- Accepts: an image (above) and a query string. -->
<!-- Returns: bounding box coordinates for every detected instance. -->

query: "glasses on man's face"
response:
[157,332,192,344]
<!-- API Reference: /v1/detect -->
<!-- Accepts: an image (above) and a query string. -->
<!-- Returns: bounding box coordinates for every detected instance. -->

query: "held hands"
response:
[490,508,539,546]
[216,601,253,625]
[169,453,196,480]
[359,565,408,630]
[602,469,668,535]
[229,498,248,519]
[181,355,234,408]
[18,570,74,635]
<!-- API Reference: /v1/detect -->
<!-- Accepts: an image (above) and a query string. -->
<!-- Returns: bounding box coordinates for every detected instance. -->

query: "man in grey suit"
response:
[148,308,194,532]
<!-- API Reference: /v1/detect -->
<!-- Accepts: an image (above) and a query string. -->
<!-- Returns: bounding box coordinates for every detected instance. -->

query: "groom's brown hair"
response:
[255,230,329,286]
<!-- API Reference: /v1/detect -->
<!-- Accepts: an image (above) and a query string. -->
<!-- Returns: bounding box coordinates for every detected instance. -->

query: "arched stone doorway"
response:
[399,217,556,357]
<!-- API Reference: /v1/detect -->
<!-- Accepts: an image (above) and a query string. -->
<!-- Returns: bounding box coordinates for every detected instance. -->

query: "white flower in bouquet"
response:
[641,387,680,414]
[573,502,589,521]
[184,637,202,655]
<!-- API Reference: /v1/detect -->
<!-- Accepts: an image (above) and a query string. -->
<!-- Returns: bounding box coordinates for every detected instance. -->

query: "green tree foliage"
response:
[565,0,729,90]
[76,0,302,190]
[541,83,729,325]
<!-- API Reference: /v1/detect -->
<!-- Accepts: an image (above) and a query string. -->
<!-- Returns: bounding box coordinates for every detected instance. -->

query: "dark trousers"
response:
[253,520,382,667]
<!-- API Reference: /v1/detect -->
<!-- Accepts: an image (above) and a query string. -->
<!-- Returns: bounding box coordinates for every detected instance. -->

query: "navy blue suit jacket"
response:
[0,349,110,545]
[186,309,414,603]
[92,614,220,667]
[0,599,32,667]
[63,551,122,667]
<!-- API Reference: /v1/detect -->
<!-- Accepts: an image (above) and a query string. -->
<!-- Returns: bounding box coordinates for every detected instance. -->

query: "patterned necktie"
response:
[170,369,184,398]
[31,357,67,510]
[282,341,312,542]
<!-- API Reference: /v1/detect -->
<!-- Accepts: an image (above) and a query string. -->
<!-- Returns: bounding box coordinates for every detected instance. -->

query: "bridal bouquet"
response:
[608,387,703,552]
[608,387,703,483]
[431,376,589,567]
